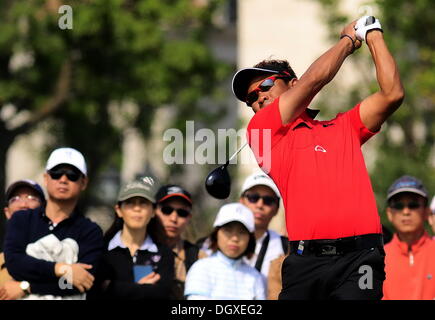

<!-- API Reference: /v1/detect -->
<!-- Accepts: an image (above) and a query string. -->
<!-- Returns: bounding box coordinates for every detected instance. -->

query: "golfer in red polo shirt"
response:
[232,17,404,299]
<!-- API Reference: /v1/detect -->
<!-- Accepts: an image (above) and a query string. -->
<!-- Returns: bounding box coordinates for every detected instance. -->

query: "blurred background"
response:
[0,0,434,249]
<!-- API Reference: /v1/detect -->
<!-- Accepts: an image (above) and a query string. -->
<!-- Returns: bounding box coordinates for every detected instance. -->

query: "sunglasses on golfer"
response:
[48,168,82,182]
[390,201,423,211]
[160,205,191,218]
[244,193,278,206]
[246,75,291,107]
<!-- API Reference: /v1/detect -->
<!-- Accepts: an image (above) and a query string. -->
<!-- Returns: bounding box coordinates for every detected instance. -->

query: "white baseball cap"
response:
[46,147,87,176]
[240,171,281,198]
[213,203,255,233]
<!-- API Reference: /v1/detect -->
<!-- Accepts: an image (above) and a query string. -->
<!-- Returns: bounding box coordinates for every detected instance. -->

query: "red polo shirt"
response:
[383,233,435,300]
[247,97,382,240]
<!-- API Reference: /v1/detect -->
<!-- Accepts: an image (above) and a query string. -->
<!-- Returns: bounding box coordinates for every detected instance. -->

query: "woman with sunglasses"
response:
[154,185,207,300]
[184,203,265,300]
[88,176,174,300]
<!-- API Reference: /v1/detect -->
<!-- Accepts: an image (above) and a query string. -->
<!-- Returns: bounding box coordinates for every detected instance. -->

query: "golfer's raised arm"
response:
[359,30,404,132]
[279,20,360,125]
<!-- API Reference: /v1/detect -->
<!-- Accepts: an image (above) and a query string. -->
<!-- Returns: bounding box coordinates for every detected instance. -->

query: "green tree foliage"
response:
[0,0,231,244]
[315,0,435,226]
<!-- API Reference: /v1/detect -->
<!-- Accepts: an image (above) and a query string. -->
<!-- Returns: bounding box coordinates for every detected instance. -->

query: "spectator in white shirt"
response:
[185,203,265,300]
[199,171,288,281]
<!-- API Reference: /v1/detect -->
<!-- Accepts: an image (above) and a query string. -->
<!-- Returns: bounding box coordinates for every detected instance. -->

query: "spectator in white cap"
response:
[43,147,88,206]
[238,171,288,280]
[199,172,287,263]
[184,203,265,300]
[1,147,103,300]
[45,147,87,176]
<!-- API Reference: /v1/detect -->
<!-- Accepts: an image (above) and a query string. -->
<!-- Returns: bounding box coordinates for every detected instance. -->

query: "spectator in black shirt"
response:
[2,147,103,300]
[90,175,174,299]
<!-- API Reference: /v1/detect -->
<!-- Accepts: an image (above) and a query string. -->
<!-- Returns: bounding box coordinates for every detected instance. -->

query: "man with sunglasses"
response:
[239,172,287,282]
[232,16,404,300]
[383,175,435,300]
[3,147,103,299]
[154,185,207,299]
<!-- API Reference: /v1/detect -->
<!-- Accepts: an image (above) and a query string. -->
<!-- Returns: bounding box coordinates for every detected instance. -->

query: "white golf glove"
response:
[354,15,383,42]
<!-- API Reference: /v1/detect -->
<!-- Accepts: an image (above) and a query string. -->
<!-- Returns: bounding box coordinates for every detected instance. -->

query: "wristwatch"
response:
[19,281,31,294]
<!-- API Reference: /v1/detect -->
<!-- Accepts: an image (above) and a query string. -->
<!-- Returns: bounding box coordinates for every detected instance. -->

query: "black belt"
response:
[289,234,384,256]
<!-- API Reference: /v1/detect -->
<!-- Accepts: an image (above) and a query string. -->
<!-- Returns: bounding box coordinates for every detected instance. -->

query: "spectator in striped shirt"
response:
[184,203,265,300]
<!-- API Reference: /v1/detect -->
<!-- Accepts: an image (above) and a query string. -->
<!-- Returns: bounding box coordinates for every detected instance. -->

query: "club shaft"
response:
[227,142,248,164]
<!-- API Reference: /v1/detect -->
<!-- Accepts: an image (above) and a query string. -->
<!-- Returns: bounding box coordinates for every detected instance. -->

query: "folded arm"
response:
[4,214,58,282]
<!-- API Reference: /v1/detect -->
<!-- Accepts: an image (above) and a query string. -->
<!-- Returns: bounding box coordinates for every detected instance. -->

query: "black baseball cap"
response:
[232,67,292,103]
[387,175,429,201]
[155,184,192,205]
[5,179,46,205]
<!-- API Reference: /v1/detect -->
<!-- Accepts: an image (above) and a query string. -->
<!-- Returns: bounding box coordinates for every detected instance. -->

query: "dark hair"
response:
[103,202,166,247]
[254,59,297,81]
[208,225,256,260]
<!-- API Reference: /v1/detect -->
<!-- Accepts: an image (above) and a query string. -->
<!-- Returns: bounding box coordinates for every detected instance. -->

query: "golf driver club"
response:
[205,142,248,199]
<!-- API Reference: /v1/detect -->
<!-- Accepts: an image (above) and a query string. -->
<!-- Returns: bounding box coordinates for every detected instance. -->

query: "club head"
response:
[205,164,231,199]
